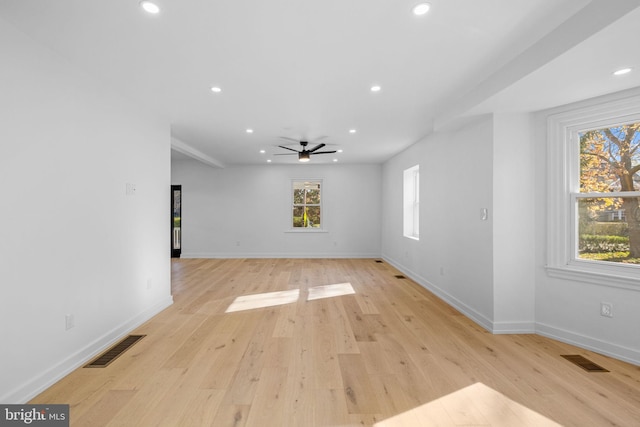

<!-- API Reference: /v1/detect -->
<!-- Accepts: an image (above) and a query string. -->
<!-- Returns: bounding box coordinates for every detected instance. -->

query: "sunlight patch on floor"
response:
[307,282,355,301]
[225,289,300,313]
[374,382,561,427]
[224,283,356,312]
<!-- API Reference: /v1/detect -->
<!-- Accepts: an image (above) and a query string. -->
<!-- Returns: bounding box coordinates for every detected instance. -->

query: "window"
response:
[403,165,419,239]
[291,180,322,229]
[547,94,640,288]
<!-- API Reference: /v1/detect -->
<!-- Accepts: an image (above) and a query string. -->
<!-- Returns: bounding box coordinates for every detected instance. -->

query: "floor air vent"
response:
[375,260,383,263]
[561,355,609,372]
[394,275,406,279]
[85,335,145,368]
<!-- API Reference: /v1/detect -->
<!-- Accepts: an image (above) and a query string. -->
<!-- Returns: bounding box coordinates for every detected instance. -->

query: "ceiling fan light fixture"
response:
[298,152,310,162]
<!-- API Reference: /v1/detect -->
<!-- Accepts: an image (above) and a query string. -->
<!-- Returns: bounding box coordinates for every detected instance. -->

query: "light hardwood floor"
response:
[31,258,640,426]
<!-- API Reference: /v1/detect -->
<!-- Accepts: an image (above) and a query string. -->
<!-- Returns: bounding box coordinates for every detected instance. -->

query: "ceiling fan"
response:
[276,137,337,162]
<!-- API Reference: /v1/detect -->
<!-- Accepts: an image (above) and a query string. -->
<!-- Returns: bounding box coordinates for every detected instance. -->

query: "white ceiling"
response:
[1,0,639,166]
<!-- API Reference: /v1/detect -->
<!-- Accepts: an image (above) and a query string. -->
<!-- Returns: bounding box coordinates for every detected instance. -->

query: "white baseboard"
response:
[2,295,173,404]
[536,322,640,366]
[181,252,381,259]
[492,321,536,334]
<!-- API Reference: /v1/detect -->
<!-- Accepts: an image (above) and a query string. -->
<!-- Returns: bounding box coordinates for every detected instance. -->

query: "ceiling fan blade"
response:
[278,145,300,153]
[279,136,300,143]
[308,135,328,144]
[308,143,326,153]
[309,150,337,155]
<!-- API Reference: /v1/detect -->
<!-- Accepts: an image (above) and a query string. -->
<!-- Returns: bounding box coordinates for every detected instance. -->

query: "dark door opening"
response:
[171,185,181,258]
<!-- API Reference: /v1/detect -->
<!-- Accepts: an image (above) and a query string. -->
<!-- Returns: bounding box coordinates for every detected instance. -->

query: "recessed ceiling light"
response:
[333,159,338,162]
[210,86,222,93]
[337,149,344,153]
[267,159,272,163]
[259,149,265,154]
[140,1,160,14]
[246,129,254,133]
[349,129,357,134]
[412,3,431,16]
[371,85,381,92]
[613,68,632,76]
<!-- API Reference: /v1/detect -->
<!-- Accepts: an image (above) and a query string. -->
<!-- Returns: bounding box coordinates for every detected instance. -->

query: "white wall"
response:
[171,159,381,258]
[492,113,536,332]
[0,19,172,403]
[533,90,640,365]
[381,116,496,329]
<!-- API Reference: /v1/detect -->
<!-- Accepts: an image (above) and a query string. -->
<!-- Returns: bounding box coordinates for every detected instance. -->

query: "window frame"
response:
[288,179,326,232]
[403,165,420,240]
[547,95,640,289]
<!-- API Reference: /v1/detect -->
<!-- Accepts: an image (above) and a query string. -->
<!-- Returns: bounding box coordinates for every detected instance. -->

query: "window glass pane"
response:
[579,123,640,193]
[577,196,640,264]
[293,189,305,204]
[292,206,305,227]
[305,188,320,204]
[403,165,419,239]
[306,206,321,227]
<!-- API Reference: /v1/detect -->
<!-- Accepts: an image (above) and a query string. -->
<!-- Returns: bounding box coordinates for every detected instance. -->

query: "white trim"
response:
[546,94,640,289]
[171,137,225,168]
[403,165,420,239]
[284,229,329,234]
[181,252,380,259]
[492,321,536,335]
[290,178,324,231]
[1,296,173,404]
[536,322,640,366]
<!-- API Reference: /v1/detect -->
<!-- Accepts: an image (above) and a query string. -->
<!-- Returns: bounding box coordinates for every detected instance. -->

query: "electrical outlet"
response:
[600,302,613,318]
[65,314,75,330]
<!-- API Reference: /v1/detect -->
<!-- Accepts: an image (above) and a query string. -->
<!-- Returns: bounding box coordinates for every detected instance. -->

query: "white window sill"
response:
[546,263,640,291]
[404,235,419,241]
[285,229,329,233]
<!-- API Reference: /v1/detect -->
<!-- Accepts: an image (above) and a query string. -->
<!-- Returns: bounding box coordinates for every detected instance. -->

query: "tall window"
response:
[292,180,322,229]
[577,123,640,264]
[403,165,419,239]
[547,95,640,287]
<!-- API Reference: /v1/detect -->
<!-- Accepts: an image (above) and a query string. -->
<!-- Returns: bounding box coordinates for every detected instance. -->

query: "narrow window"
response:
[292,180,322,229]
[403,165,419,239]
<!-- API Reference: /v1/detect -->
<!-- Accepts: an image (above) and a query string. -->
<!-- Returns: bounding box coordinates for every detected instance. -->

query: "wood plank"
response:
[338,353,381,415]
